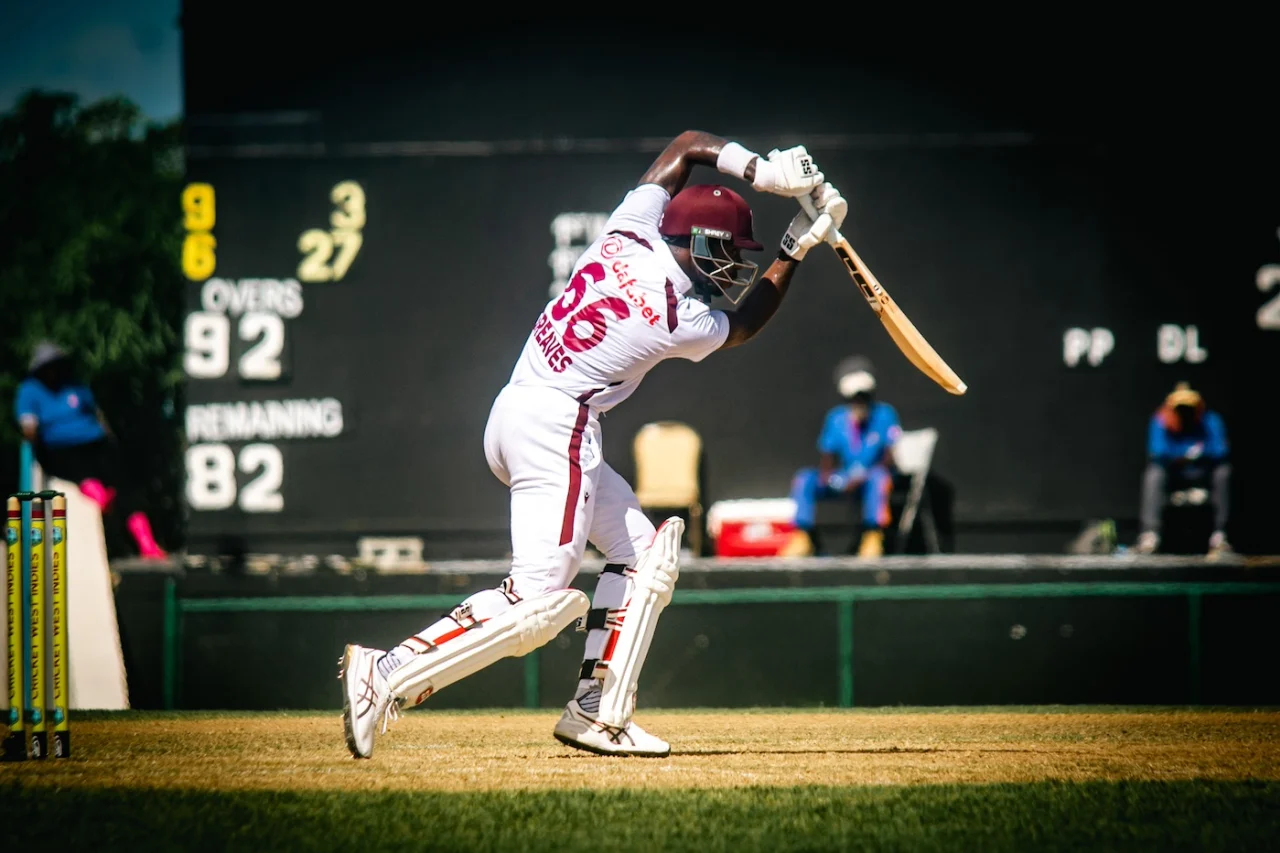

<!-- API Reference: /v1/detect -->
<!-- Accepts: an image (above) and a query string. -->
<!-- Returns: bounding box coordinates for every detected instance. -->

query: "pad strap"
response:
[579,658,609,680]
[577,608,610,632]
[577,606,628,633]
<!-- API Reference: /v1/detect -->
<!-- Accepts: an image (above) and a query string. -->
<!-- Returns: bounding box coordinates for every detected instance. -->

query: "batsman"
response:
[340,130,847,757]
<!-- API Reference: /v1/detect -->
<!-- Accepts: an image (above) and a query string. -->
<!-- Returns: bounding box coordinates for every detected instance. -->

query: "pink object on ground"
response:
[126,511,167,559]
[79,478,117,512]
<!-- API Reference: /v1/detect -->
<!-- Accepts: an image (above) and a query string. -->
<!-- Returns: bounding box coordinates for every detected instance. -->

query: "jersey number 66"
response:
[551,262,631,353]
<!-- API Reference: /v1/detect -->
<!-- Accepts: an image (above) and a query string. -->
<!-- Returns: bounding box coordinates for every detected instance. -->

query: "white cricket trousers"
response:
[375,384,659,702]
[484,383,656,596]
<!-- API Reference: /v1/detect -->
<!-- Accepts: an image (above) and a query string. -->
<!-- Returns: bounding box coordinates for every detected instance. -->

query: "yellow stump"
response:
[2,497,23,760]
[27,498,46,759]
[50,495,69,758]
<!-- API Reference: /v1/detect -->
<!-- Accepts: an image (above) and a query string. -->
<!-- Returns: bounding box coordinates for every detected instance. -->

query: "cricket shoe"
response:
[339,644,400,759]
[552,684,670,757]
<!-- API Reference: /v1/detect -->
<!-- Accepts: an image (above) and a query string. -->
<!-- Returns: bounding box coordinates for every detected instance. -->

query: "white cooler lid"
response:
[706,498,796,537]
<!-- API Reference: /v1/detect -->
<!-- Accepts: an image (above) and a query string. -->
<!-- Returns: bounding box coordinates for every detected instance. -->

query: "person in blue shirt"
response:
[15,340,167,559]
[1135,382,1231,557]
[782,356,902,558]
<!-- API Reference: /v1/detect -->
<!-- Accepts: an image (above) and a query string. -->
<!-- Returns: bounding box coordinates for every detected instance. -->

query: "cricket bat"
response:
[799,196,967,395]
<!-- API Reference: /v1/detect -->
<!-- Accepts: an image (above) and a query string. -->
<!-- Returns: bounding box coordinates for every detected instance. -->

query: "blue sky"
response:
[0,0,182,122]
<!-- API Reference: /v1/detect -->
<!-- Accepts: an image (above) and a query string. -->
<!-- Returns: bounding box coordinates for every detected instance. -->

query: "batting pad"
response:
[386,588,588,706]
[596,517,684,728]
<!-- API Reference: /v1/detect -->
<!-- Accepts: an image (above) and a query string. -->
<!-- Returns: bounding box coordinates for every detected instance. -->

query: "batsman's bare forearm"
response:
[639,131,757,197]
[721,256,798,349]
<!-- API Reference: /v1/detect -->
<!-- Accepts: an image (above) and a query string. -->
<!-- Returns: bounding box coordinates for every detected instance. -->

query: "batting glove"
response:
[780,184,844,261]
[811,182,848,236]
[752,146,825,198]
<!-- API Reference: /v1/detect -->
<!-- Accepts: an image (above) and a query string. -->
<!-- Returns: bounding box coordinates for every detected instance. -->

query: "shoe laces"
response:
[379,698,402,735]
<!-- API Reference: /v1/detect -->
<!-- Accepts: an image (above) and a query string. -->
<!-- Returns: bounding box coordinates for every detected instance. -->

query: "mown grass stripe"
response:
[3,780,1277,852]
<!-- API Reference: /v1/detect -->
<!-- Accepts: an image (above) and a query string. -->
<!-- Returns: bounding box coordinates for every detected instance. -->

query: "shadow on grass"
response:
[2,779,1277,852]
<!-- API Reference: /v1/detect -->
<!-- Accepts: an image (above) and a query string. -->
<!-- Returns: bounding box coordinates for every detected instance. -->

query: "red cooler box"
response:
[706,498,797,557]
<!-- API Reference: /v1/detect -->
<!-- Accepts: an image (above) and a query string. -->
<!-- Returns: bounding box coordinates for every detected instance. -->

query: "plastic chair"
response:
[891,427,940,553]
[632,421,704,555]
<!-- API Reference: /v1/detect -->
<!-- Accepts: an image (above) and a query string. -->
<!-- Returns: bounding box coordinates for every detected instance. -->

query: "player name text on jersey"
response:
[532,313,572,373]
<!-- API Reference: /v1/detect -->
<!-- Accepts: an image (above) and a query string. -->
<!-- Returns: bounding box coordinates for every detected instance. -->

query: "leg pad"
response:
[386,588,588,706]
[595,518,683,727]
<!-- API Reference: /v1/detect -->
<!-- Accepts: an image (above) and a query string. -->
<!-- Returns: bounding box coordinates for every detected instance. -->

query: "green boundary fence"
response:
[160,581,1280,711]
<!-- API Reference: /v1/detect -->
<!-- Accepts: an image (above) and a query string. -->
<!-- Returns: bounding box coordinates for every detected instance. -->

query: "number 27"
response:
[552,262,630,352]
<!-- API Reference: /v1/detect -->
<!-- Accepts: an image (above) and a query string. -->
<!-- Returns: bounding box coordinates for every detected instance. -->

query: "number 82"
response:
[186,443,284,513]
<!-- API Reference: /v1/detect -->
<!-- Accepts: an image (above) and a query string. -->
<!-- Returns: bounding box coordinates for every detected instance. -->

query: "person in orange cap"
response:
[1136,382,1231,557]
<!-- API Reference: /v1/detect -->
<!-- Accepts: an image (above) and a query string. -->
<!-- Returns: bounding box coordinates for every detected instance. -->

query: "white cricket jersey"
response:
[508,183,730,412]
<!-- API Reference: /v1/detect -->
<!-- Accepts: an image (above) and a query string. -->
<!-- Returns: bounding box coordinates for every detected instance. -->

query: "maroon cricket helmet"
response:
[658,184,764,251]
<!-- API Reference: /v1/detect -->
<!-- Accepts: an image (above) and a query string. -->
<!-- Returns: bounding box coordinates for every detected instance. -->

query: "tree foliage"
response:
[0,89,186,546]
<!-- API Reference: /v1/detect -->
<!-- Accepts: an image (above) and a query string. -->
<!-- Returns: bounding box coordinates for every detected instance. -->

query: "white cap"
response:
[28,340,69,373]
[834,355,876,398]
[837,370,876,399]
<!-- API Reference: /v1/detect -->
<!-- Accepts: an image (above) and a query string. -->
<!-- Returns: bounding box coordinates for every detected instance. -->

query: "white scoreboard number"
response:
[1258,227,1280,331]
[186,443,284,513]
[185,311,287,381]
[181,178,365,517]
[181,277,299,515]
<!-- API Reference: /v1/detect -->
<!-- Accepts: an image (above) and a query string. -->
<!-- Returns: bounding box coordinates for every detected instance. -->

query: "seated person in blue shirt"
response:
[1136,382,1231,557]
[782,356,902,558]
[15,341,167,559]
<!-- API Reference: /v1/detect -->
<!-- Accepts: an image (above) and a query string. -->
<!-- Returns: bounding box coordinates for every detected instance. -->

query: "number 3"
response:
[330,181,366,230]
[551,262,631,352]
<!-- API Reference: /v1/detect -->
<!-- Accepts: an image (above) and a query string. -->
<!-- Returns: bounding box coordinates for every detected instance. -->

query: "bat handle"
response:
[797,191,842,245]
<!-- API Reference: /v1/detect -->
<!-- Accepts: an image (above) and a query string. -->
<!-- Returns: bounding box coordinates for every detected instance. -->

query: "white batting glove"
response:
[810,182,848,236]
[752,146,824,197]
[781,208,831,261]
[781,184,845,260]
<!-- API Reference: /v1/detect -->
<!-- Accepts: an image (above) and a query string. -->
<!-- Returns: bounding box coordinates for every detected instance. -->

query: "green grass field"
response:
[3,707,1278,851]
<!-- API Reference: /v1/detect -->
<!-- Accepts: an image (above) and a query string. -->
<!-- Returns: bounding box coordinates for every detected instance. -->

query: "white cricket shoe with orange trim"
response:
[552,684,670,757]
[339,644,399,759]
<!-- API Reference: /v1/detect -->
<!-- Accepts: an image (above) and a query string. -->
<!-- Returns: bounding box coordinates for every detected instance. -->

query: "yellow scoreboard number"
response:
[181,182,217,281]
[298,180,366,282]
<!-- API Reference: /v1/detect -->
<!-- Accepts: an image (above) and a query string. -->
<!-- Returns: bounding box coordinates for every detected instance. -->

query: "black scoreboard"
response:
[178,176,357,516]
[178,10,1280,557]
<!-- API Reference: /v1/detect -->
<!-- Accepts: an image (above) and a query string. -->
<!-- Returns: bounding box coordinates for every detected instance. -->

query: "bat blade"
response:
[796,192,966,395]
[876,290,968,395]
[831,238,966,395]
